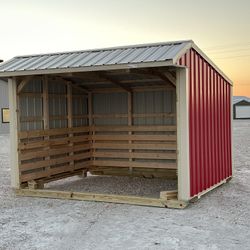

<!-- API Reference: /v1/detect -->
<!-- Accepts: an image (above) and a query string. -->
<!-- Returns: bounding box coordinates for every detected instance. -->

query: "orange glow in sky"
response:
[0,0,249,96]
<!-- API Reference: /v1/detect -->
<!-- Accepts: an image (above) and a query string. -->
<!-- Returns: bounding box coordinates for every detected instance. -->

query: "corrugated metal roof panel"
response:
[0,40,192,75]
[233,96,250,105]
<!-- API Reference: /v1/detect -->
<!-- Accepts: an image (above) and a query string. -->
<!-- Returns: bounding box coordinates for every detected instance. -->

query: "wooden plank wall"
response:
[17,77,177,184]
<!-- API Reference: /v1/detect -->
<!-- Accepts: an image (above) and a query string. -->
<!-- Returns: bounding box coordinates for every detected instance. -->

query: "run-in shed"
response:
[0,40,233,208]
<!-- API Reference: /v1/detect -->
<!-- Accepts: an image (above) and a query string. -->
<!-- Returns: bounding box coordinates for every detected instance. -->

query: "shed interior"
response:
[17,67,178,198]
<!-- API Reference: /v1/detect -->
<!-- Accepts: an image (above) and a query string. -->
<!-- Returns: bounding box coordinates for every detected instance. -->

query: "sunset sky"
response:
[0,0,249,96]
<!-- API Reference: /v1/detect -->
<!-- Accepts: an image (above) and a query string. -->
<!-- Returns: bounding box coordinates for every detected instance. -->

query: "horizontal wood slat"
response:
[20,152,91,171]
[21,161,91,182]
[19,135,89,150]
[20,144,91,161]
[18,125,176,139]
[133,113,175,118]
[91,125,176,132]
[92,151,177,160]
[92,160,177,169]
[91,113,175,119]
[92,142,176,150]
[19,126,89,139]
[19,125,177,183]
[92,134,176,141]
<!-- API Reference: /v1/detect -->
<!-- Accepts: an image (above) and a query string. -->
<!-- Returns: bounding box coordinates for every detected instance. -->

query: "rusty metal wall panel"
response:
[178,48,232,197]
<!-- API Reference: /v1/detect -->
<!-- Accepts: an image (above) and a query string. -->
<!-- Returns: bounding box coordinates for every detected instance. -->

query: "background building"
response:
[0,79,10,134]
[233,96,250,119]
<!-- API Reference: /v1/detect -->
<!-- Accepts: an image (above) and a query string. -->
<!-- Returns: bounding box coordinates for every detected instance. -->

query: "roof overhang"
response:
[0,60,174,78]
[0,40,233,85]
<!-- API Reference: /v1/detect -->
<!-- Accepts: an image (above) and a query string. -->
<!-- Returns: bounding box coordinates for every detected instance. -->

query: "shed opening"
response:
[3,40,233,208]
[16,68,183,207]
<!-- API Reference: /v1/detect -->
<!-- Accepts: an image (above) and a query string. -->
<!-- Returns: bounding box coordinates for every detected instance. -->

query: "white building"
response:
[233,96,250,119]
[0,79,9,134]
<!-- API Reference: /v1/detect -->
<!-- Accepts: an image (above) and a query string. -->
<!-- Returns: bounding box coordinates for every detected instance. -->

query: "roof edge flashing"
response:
[191,43,233,85]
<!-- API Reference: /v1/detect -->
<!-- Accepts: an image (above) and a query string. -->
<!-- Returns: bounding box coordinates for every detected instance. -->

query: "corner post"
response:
[176,67,190,201]
[8,77,20,188]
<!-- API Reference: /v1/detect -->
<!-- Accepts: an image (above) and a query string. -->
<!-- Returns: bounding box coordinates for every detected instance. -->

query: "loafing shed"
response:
[0,40,233,208]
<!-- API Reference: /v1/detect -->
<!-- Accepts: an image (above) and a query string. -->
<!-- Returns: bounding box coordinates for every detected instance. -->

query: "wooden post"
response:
[88,93,93,126]
[88,92,93,166]
[128,92,133,173]
[43,76,50,180]
[8,77,20,188]
[67,83,74,171]
[43,76,49,130]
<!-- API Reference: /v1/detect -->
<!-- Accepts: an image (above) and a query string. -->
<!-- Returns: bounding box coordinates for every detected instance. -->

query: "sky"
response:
[0,0,250,96]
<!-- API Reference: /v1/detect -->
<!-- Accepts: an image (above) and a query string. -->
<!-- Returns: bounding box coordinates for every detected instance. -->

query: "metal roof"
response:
[0,40,191,74]
[233,96,250,105]
[0,40,232,84]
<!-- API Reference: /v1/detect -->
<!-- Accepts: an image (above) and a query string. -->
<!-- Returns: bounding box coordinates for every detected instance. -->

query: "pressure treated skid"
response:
[15,188,188,209]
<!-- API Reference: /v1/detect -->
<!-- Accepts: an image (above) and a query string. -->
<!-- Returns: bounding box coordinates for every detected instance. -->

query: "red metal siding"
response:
[178,49,232,197]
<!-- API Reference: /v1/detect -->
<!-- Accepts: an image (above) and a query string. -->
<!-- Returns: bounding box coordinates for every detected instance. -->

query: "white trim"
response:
[0,60,173,77]
[191,44,233,85]
[172,43,193,65]
[176,67,190,201]
[172,42,233,86]
[8,77,20,188]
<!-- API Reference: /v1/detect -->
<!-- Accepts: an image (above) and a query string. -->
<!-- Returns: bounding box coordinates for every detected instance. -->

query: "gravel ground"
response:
[0,120,250,250]
[47,175,177,198]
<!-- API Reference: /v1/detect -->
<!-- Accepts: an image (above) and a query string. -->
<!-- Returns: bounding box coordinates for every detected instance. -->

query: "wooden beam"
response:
[17,76,34,94]
[88,92,94,163]
[132,69,176,87]
[67,82,74,170]
[128,92,133,172]
[98,72,132,92]
[43,76,50,179]
[15,189,188,208]
[43,76,49,130]
[54,76,90,94]
[161,71,176,86]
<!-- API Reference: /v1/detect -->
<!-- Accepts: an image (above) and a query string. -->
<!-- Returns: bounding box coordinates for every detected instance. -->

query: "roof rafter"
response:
[97,72,132,92]
[131,69,176,88]
[54,76,90,94]
[17,76,34,94]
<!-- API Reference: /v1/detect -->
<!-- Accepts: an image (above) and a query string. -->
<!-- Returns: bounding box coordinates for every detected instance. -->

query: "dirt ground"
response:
[0,120,250,250]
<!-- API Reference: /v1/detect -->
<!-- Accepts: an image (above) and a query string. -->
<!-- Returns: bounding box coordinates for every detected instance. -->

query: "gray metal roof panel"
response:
[233,96,250,105]
[0,40,192,74]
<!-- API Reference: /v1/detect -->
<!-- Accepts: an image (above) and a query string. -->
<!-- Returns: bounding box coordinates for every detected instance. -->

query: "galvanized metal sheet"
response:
[0,41,192,74]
